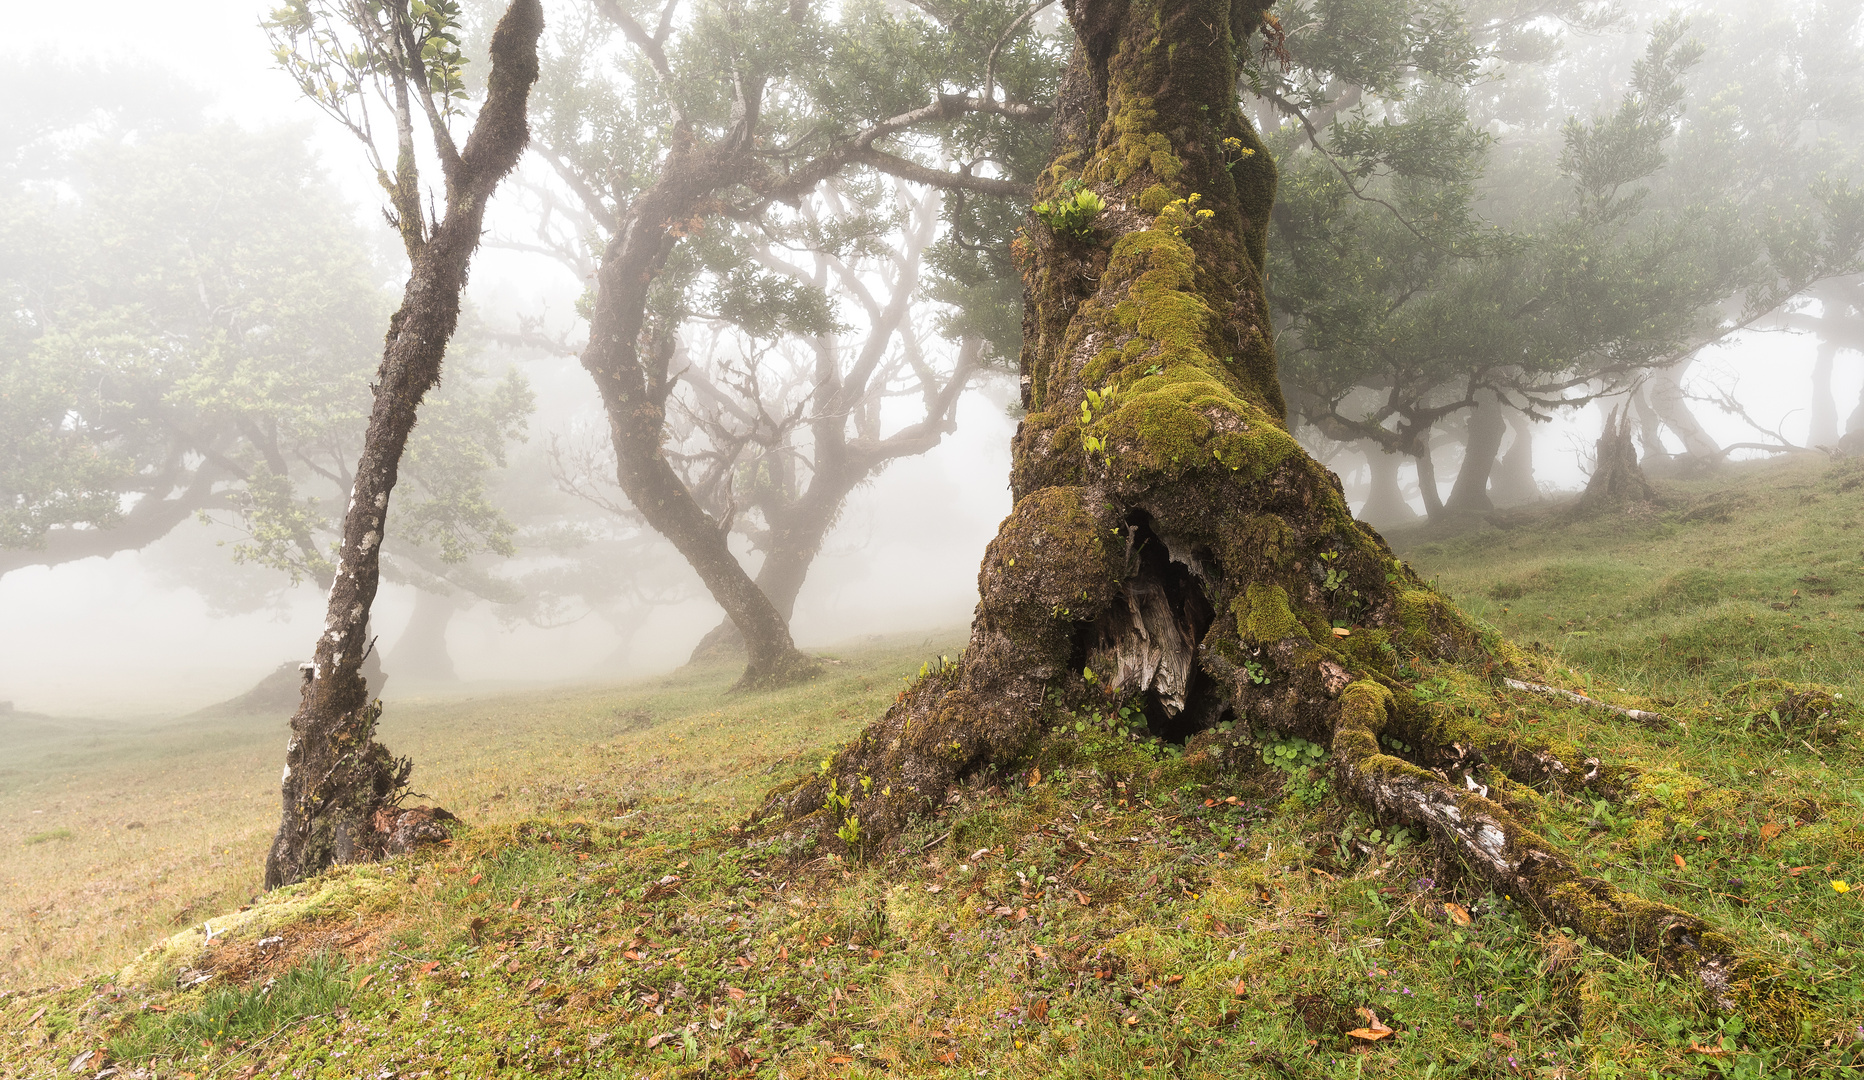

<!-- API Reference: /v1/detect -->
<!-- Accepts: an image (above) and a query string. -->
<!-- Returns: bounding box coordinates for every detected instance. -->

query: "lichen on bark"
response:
[752,0,1804,1036]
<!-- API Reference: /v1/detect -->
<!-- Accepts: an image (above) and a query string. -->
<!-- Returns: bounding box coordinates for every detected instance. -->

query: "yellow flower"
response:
[1834,880,1850,893]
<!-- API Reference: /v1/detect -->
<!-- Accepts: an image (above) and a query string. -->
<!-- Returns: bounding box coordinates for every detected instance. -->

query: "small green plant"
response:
[1033,183,1106,239]
[836,813,863,850]
[1262,735,1331,806]
[24,828,73,845]
[109,951,351,1060]
[1155,192,1214,237]
[1221,136,1255,172]
[1243,658,1270,685]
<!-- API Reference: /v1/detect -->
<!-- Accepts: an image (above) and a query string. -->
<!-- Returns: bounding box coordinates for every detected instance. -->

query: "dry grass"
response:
[0,630,959,988]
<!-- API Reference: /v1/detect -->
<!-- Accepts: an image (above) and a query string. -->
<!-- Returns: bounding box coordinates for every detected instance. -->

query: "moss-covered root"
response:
[1333,680,1808,1039]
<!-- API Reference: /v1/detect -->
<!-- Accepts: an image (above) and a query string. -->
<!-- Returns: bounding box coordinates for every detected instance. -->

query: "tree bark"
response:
[1444,390,1505,514]
[1356,442,1417,526]
[265,0,543,889]
[753,0,1786,1027]
[1413,444,1446,520]
[1646,359,1720,462]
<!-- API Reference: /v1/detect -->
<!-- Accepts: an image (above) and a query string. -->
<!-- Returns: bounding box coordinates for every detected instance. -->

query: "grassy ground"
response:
[7,457,1864,1078]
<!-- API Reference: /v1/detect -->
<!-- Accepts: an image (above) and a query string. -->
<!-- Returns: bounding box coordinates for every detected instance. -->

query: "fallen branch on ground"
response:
[1503,678,1673,728]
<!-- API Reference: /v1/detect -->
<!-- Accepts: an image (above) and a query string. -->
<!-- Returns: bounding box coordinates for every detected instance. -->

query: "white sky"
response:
[0,2,1845,714]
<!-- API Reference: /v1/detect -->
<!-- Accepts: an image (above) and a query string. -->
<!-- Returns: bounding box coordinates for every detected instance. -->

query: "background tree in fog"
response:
[0,60,535,644]
[511,0,1055,687]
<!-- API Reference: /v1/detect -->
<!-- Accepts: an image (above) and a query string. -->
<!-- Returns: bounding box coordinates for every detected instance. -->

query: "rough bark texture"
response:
[753,0,1792,1029]
[1444,390,1505,513]
[265,0,543,889]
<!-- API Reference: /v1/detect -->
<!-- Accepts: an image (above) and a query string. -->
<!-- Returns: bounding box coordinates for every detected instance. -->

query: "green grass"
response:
[10,458,1864,1077]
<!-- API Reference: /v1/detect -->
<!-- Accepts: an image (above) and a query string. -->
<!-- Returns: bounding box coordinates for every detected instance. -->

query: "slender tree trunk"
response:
[755,0,1784,1024]
[265,0,543,889]
[1489,406,1539,506]
[387,589,460,682]
[1445,391,1505,514]
[1356,442,1417,525]
[1631,382,1672,469]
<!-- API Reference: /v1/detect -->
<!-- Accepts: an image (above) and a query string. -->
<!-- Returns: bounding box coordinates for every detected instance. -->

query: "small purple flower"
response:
[1412,876,1435,892]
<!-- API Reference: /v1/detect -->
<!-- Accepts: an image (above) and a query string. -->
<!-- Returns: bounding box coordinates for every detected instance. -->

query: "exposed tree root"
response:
[1502,677,1674,729]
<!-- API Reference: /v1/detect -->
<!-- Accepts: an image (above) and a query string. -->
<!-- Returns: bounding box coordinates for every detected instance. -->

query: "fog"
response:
[2,0,1857,719]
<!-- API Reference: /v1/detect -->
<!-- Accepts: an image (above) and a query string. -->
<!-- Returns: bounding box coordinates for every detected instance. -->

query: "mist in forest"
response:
[2,0,1859,717]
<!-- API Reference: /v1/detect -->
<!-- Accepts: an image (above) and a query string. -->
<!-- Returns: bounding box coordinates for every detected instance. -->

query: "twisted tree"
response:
[264,0,544,888]
[755,0,1797,1030]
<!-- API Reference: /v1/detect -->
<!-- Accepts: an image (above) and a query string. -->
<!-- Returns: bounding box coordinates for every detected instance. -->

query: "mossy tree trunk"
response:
[1445,390,1505,514]
[757,0,1790,1026]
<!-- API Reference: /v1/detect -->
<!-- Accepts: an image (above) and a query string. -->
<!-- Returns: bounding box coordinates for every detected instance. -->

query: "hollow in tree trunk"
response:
[265,0,543,889]
[1444,390,1505,514]
[753,0,1791,1028]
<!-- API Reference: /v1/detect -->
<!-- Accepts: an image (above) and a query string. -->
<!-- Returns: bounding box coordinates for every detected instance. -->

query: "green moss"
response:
[1235,583,1307,645]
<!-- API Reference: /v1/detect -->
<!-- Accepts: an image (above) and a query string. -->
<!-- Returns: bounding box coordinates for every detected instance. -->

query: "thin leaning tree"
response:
[755,0,1798,1030]
[263,0,544,889]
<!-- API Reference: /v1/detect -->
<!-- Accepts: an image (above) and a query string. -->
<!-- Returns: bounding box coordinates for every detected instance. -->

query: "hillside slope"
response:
[6,459,1864,1078]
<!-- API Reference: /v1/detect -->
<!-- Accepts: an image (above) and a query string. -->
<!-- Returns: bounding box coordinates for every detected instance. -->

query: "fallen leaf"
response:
[1688,1042,1730,1056]
[1232,977,1248,997]
[827,1055,852,1065]
[1491,1032,1518,1050]
[646,1033,671,1049]
[357,974,376,990]
[623,950,642,961]
[1073,889,1092,906]
[23,1006,45,1026]
[925,883,942,893]
[1760,821,1784,842]
[420,961,440,975]
[992,905,1014,917]
[1444,902,1472,926]
[936,1051,958,1065]
[735,955,752,968]
[1332,627,1352,638]
[1356,1007,1385,1028]
[728,1047,750,1067]
[779,945,789,961]
[510,897,522,911]
[725,986,747,1001]
[1163,973,1184,985]
[1347,1027,1394,1042]
[468,873,482,886]
[1030,768,1042,785]
[1028,997,1051,1021]
[1673,853,1687,872]
[1790,866,1812,877]
[1013,907,1029,922]
[1123,1015,1140,1026]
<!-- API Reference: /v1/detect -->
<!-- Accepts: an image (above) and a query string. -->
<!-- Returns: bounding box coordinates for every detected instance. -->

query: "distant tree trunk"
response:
[388,589,460,682]
[752,0,1784,1018]
[265,0,542,889]
[1413,444,1446,520]
[1630,382,1672,469]
[1811,340,1840,447]
[1646,360,1719,462]
[1489,406,1539,506]
[1577,408,1655,512]
[1444,391,1505,513]
[1356,443,1417,525]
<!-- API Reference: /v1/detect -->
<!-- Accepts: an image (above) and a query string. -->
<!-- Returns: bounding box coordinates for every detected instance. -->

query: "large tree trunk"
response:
[265,0,542,889]
[1647,359,1720,463]
[1412,443,1446,519]
[1444,390,1505,513]
[1489,405,1539,505]
[754,0,1786,1026]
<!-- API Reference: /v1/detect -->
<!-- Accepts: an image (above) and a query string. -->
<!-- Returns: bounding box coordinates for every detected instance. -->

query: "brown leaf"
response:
[1030,768,1042,785]
[1356,1007,1385,1028]
[1491,1032,1518,1050]
[925,883,943,893]
[1013,907,1029,922]
[728,1046,750,1067]
[1232,977,1248,997]
[1673,853,1687,872]
[420,961,440,975]
[827,1055,852,1065]
[1790,866,1812,877]
[509,897,522,911]
[1123,1015,1140,1026]
[1163,973,1184,985]
[468,873,482,886]
[1347,1027,1394,1042]
[1073,889,1092,906]
[356,974,376,990]
[1029,998,1050,1021]
[779,945,789,961]
[23,1006,46,1026]
[1760,821,1784,842]
[1444,902,1472,926]
[646,1033,671,1049]
[526,977,545,993]
[725,986,747,1001]
[1689,1042,1730,1056]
